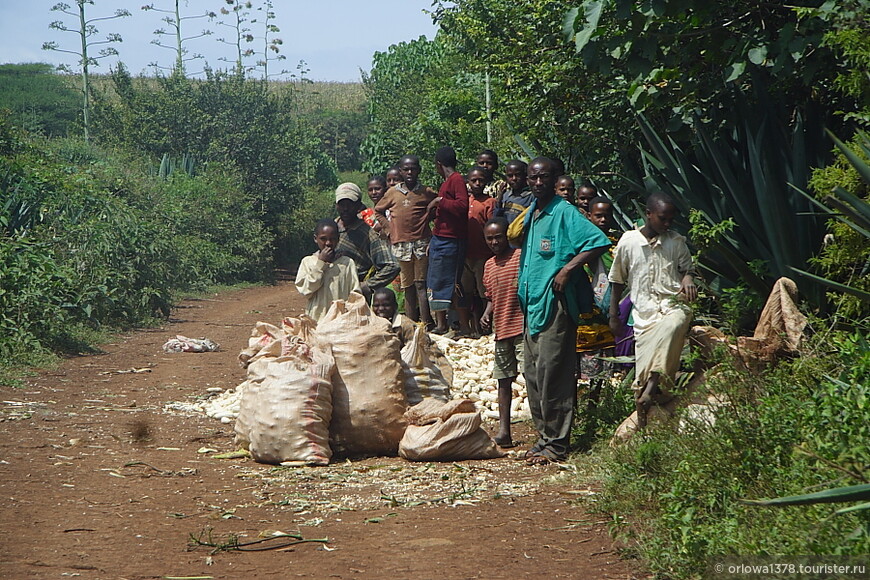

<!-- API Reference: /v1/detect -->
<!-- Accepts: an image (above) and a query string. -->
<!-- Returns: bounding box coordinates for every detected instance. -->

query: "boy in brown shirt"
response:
[374,154,438,327]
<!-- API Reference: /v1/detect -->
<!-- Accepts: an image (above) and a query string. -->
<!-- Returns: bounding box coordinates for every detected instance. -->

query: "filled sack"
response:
[238,321,285,368]
[401,324,452,405]
[317,293,408,456]
[399,398,505,461]
[234,317,334,465]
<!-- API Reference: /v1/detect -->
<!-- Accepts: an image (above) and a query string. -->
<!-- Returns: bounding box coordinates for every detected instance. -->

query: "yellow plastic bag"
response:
[506,206,530,246]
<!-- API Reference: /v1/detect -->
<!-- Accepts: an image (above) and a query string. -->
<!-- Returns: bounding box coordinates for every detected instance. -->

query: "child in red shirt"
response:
[427,146,469,334]
[460,165,497,336]
[480,217,524,447]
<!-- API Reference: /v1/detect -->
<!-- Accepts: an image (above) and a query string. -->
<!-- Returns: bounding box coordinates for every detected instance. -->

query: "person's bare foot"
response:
[636,394,653,429]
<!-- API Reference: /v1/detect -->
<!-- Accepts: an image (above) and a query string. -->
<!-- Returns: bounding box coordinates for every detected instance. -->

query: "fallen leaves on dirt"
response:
[219,454,544,522]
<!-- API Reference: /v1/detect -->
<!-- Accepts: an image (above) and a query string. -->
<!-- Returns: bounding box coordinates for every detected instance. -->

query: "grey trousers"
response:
[523,299,577,459]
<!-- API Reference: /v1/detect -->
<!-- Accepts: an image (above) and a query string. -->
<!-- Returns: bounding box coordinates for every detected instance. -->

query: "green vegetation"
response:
[0,112,269,369]
[0,64,80,136]
[580,333,869,578]
[361,35,492,184]
[42,0,131,142]
[1,1,868,573]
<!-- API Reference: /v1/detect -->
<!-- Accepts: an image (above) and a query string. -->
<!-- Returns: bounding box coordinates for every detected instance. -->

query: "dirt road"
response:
[0,283,639,579]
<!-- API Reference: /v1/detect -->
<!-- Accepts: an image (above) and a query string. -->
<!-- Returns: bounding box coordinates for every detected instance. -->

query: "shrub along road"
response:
[0,283,639,579]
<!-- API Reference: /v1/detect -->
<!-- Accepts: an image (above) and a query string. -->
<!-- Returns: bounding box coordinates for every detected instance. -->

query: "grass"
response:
[568,332,870,578]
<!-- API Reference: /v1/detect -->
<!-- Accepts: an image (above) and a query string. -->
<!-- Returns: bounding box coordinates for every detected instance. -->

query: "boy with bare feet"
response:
[608,193,696,429]
[480,217,523,448]
[375,155,437,328]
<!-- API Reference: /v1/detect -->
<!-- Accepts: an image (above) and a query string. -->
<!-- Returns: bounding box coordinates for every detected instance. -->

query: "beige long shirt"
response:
[608,228,693,333]
[295,254,360,321]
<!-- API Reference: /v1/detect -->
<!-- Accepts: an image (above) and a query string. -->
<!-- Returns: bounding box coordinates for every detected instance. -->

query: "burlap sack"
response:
[238,321,285,368]
[401,325,452,405]
[317,293,408,456]
[399,398,505,461]
[234,331,334,465]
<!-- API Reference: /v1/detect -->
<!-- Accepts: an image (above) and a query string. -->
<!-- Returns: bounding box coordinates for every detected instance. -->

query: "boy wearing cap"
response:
[334,182,400,301]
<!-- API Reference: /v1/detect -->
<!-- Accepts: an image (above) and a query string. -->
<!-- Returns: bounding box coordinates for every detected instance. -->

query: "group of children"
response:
[294,146,697,457]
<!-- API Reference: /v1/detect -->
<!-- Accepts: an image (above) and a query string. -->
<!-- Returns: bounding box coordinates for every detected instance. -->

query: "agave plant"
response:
[741,483,870,515]
[157,153,198,179]
[791,130,870,304]
[1,167,44,238]
[630,84,831,307]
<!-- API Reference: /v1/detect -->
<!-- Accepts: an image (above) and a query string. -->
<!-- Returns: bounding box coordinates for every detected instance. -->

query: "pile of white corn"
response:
[163,387,240,424]
[429,333,531,422]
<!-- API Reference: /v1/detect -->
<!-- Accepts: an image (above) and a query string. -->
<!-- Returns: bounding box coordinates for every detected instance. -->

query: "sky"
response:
[0,0,440,82]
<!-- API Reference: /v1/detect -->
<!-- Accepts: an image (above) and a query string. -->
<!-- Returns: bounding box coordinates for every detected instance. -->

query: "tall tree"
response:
[361,35,490,179]
[431,0,637,178]
[212,0,254,75]
[42,0,130,142]
[251,0,286,79]
[142,0,213,76]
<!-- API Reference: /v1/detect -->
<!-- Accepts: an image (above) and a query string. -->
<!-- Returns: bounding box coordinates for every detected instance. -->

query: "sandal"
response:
[525,447,563,466]
[526,454,552,466]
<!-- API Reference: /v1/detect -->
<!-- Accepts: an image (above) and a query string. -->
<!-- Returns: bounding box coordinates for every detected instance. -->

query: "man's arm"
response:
[373,193,394,239]
[676,239,697,302]
[679,274,697,302]
[479,299,493,330]
[294,257,325,297]
[553,245,609,292]
[437,177,469,218]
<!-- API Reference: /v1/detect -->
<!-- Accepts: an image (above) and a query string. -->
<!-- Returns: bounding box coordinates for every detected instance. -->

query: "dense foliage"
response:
[591,333,870,576]
[432,0,636,180]
[0,114,269,365]
[92,67,337,232]
[0,64,81,136]
[361,36,492,183]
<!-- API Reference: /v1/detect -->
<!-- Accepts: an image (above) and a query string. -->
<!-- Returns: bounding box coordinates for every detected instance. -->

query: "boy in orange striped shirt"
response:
[480,217,524,448]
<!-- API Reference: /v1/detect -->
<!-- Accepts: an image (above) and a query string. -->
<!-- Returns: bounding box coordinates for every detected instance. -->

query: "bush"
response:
[586,334,870,578]
[277,186,336,267]
[0,118,273,366]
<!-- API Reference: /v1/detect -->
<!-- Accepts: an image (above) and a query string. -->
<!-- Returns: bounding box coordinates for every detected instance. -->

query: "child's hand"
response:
[479,311,491,330]
[427,197,441,212]
[679,275,697,302]
[317,247,336,263]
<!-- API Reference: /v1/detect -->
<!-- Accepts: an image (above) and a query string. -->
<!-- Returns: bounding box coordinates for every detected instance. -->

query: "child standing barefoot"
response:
[480,217,524,447]
[608,193,697,428]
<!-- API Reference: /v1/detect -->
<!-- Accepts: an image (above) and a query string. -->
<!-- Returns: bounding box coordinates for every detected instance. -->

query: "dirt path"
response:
[0,283,639,579]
